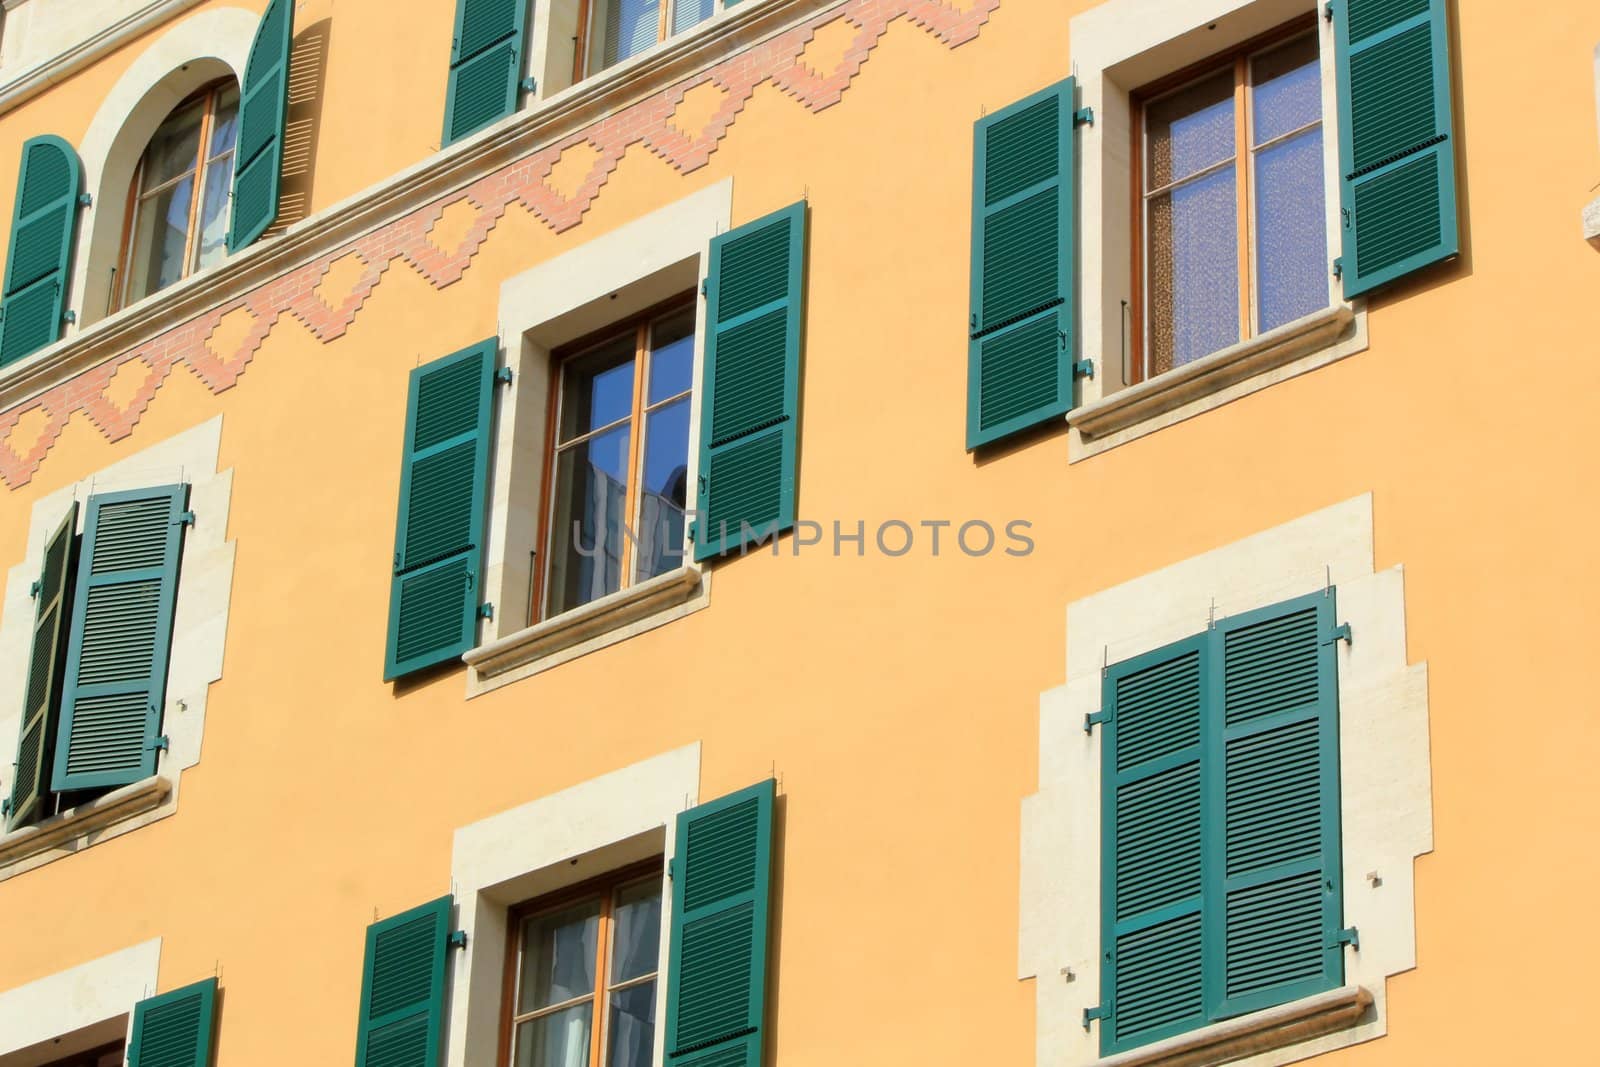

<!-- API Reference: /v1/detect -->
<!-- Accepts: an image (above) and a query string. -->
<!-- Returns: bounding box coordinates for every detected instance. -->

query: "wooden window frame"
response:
[1128,15,1320,385]
[114,79,239,313]
[498,857,666,1067]
[532,293,696,623]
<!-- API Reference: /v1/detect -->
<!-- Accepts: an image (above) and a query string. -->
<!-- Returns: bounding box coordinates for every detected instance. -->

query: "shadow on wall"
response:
[266,18,331,237]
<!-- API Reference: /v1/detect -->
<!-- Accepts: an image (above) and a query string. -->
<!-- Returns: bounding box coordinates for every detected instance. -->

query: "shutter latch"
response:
[29,579,40,598]
[495,366,514,384]
[1334,926,1360,951]
[1073,107,1095,128]
[1323,2,1335,21]
[1083,1002,1111,1031]
[478,603,494,620]
[151,735,170,752]
[1073,359,1095,381]
[448,930,469,950]
[519,76,538,94]
[1084,708,1112,734]
[1323,622,1352,646]
[62,310,76,324]
[1332,257,1345,279]
[700,278,710,299]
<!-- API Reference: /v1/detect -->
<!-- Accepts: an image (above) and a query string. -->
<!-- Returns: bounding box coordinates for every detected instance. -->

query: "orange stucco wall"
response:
[0,0,1597,1063]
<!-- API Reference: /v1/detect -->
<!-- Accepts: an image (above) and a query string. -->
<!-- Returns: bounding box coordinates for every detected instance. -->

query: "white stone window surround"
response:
[0,938,159,1067]
[443,742,700,1067]
[1019,494,1432,1067]
[1066,0,1370,461]
[466,180,730,696]
[0,415,235,881]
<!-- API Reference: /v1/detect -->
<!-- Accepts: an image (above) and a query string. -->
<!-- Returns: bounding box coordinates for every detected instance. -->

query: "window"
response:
[503,862,663,1067]
[540,301,694,620]
[1131,22,1328,381]
[40,1044,124,1067]
[117,80,239,309]
[579,0,716,78]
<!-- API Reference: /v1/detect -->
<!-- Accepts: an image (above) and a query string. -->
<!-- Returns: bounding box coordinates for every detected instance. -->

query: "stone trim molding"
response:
[1093,987,1374,1067]
[0,0,998,490]
[0,938,161,1062]
[0,776,170,875]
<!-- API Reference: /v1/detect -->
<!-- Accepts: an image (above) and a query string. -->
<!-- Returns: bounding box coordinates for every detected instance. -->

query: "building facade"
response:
[0,0,1595,1064]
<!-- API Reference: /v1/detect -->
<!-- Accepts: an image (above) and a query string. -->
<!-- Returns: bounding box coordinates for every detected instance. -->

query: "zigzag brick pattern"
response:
[0,0,997,489]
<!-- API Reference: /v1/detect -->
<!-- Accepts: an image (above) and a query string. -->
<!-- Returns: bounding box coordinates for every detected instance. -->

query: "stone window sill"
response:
[0,775,171,878]
[1584,196,1599,251]
[1094,986,1374,1067]
[1067,305,1359,460]
[464,565,704,694]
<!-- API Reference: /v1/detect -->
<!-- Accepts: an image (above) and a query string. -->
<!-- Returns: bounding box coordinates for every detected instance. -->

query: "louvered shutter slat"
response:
[52,486,186,792]
[1335,0,1458,297]
[384,340,495,680]
[5,501,77,829]
[694,203,805,560]
[666,780,775,1067]
[0,136,82,366]
[966,78,1077,450]
[129,977,216,1067]
[443,0,528,146]
[354,896,452,1067]
[228,0,293,252]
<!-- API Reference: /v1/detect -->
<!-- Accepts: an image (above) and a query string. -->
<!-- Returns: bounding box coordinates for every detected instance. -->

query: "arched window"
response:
[116,79,238,309]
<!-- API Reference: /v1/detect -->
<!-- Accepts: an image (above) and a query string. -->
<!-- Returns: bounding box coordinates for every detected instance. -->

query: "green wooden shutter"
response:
[52,485,187,793]
[1099,636,1210,1055]
[966,77,1077,451]
[1334,0,1458,297]
[354,896,453,1067]
[384,340,496,680]
[0,135,82,367]
[129,977,217,1067]
[693,202,805,561]
[227,0,293,252]
[1215,592,1343,1016]
[443,0,528,146]
[4,501,77,830]
[665,779,776,1067]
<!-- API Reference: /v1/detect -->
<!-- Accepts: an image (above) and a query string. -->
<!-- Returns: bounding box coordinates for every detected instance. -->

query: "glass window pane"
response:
[1251,34,1321,145]
[193,154,235,273]
[610,879,663,984]
[635,398,689,584]
[559,335,637,442]
[519,900,601,1014]
[647,307,695,404]
[140,100,205,190]
[1145,70,1235,190]
[605,981,656,1067]
[594,0,662,73]
[1254,127,1328,333]
[126,178,194,304]
[670,0,714,36]
[1147,166,1238,373]
[208,84,241,159]
[547,424,632,617]
[515,1001,594,1067]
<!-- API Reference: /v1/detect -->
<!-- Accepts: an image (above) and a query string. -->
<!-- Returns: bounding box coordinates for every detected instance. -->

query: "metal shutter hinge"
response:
[1084,709,1112,734]
[1073,107,1095,128]
[448,930,469,950]
[62,309,76,324]
[1083,1003,1111,1030]
[519,76,538,93]
[1324,622,1352,646]
[1073,359,1095,380]
[29,579,40,598]
[495,366,513,384]
[478,603,494,620]
[151,735,170,752]
[686,521,697,543]
[177,511,196,527]
[77,193,92,207]
[1323,2,1334,20]
[1335,926,1360,950]
[1,798,10,816]
[1332,257,1344,279]
[700,278,710,298]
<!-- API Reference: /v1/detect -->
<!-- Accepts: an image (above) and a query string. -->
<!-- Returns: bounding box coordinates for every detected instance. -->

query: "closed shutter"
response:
[665,779,776,1067]
[354,896,453,1067]
[443,0,528,146]
[0,135,82,367]
[693,202,805,560]
[228,0,293,252]
[4,501,77,829]
[1216,592,1343,1016]
[52,485,188,793]
[1334,0,1458,297]
[966,78,1077,450]
[129,978,217,1067]
[384,340,495,680]
[1099,636,1209,1055]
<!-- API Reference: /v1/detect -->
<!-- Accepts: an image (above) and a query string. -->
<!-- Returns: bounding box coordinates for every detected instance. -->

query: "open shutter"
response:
[1215,592,1343,1016]
[1098,637,1209,1055]
[0,135,82,367]
[4,501,77,829]
[1334,0,1458,297]
[665,779,775,1067]
[129,978,217,1067]
[443,0,528,146]
[384,340,495,680]
[52,485,187,793]
[354,896,453,1067]
[227,0,293,252]
[693,202,805,560]
[966,77,1077,450]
